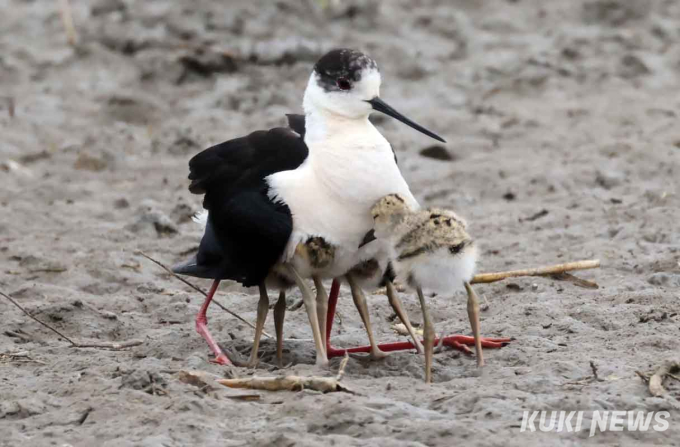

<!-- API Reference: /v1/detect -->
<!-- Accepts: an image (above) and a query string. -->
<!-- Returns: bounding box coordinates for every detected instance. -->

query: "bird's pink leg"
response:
[195,280,232,365]
[326,279,348,357]
[324,279,511,358]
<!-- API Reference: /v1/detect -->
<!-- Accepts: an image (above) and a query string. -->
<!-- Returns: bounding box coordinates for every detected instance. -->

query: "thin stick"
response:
[335,353,349,382]
[58,0,78,46]
[136,251,271,338]
[1,290,142,350]
[70,340,143,349]
[471,260,600,284]
[2,290,75,343]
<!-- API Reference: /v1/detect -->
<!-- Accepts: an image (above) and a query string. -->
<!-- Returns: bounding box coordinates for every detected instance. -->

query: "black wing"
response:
[188,127,306,203]
[174,125,308,287]
[286,114,306,138]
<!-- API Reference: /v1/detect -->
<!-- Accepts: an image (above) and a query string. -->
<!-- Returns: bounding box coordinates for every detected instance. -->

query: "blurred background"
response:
[3,0,679,277]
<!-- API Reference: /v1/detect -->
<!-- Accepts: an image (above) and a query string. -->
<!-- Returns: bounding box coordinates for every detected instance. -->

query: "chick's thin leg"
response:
[324,280,510,359]
[346,274,388,360]
[385,280,423,354]
[416,286,435,383]
[464,281,484,367]
[286,266,328,366]
[313,276,328,347]
[245,283,270,367]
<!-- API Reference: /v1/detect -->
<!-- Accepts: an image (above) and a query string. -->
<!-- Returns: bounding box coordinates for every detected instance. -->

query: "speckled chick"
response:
[371,196,478,293]
[370,194,484,382]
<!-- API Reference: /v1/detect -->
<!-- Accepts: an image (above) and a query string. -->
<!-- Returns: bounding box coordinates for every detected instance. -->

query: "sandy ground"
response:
[1,0,679,445]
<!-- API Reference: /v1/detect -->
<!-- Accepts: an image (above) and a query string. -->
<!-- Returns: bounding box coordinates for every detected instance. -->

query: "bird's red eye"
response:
[336,77,351,90]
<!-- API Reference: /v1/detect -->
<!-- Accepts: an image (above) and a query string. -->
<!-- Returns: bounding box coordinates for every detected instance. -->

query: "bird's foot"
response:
[242,356,260,369]
[370,347,389,360]
[315,353,330,368]
[209,352,233,366]
[412,338,425,355]
[438,335,513,355]
[326,342,397,358]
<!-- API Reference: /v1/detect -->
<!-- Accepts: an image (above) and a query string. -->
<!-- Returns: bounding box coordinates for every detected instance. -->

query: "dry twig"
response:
[376,260,600,294]
[0,351,47,365]
[136,251,271,338]
[589,360,600,381]
[58,0,78,46]
[1,290,142,350]
[179,370,261,400]
[563,360,605,387]
[471,260,600,284]
[217,354,352,393]
[636,370,650,383]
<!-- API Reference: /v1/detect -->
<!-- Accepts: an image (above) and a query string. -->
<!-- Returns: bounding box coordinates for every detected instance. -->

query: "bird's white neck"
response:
[298,100,418,212]
[304,109,375,147]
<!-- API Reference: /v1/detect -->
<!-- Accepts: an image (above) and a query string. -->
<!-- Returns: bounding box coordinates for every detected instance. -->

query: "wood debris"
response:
[179,370,261,400]
[471,260,600,284]
[637,360,680,397]
[218,355,352,394]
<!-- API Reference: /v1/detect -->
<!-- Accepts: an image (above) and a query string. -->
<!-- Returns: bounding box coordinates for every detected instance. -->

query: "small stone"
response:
[136,283,165,294]
[595,170,623,190]
[0,398,46,419]
[167,136,200,156]
[100,311,118,320]
[1,160,33,178]
[171,201,195,224]
[74,153,108,172]
[619,54,650,79]
[125,200,178,237]
[120,370,166,394]
[582,1,647,26]
[114,198,130,209]
[90,0,126,16]
[419,145,455,161]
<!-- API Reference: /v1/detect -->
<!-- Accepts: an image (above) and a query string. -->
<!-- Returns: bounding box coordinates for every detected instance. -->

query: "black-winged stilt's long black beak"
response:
[367,97,446,143]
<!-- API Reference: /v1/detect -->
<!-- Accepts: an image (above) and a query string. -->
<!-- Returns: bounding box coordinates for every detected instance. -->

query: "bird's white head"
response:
[304,49,380,119]
[303,49,446,142]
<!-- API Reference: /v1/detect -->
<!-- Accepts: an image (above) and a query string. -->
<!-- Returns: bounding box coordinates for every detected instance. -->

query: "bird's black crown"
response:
[313,49,378,92]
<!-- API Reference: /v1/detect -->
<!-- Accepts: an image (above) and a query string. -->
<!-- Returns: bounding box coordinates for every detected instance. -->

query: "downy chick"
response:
[370,194,483,382]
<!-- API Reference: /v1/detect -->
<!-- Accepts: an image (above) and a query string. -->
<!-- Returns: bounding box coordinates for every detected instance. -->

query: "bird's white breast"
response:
[267,116,418,277]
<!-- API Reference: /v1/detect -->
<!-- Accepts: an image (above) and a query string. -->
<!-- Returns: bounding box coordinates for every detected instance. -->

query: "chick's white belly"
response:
[396,245,478,295]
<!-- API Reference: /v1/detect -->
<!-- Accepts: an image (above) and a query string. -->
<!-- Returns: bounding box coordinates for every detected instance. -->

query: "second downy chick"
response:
[370,194,484,382]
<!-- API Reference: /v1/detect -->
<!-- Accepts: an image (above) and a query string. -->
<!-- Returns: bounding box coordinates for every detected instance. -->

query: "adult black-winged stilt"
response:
[174,49,445,367]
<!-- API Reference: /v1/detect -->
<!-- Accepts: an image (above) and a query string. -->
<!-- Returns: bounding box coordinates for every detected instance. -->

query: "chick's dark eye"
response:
[336,77,351,90]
